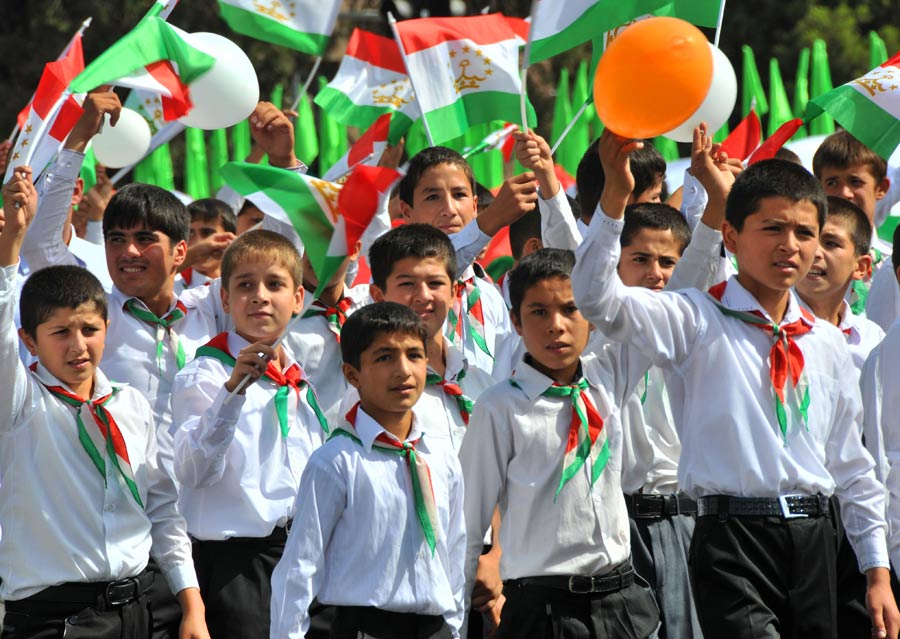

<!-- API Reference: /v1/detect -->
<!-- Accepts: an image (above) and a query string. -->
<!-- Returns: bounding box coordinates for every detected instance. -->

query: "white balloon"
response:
[178,32,260,130]
[663,43,737,143]
[91,108,152,169]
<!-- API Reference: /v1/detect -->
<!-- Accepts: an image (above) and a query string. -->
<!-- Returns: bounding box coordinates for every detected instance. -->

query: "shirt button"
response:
[104,504,115,512]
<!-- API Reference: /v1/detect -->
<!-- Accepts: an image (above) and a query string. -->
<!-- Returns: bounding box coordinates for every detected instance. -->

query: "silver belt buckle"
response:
[779,495,808,519]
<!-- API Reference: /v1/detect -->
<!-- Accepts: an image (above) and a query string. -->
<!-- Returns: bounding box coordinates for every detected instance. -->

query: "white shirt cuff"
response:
[163,561,200,595]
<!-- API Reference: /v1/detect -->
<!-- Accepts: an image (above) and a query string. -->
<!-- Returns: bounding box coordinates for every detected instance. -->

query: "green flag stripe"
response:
[806,85,900,161]
[423,91,536,146]
[219,2,329,55]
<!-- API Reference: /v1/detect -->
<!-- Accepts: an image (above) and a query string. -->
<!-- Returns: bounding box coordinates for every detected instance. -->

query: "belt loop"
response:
[717,495,729,521]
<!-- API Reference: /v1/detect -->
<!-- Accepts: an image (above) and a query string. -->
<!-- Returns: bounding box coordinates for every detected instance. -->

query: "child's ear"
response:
[370,284,385,302]
[172,239,188,270]
[876,176,890,201]
[18,328,38,356]
[510,309,523,336]
[852,252,873,282]
[398,198,414,220]
[722,220,740,254]
[342,362,361,389]
[220,283,230,313]
[293,284,304,314]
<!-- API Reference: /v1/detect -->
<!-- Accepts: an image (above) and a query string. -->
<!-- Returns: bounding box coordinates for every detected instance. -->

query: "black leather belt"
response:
[698,494,830,519]
[25,569,154,607]
[625,492,697,519]
[506,566,634,595]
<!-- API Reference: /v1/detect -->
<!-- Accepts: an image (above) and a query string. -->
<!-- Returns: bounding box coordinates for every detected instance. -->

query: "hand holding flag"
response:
[64,90,123,154]
[249,101,300,169]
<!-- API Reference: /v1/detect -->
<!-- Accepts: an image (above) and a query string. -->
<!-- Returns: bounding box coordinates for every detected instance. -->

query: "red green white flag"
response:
[217,0,340,55]
[395,13,535,145]
[805,52,900,160]
[322,112,392,182]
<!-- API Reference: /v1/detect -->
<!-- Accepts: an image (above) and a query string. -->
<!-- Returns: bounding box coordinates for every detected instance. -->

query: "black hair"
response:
[475,182,494,213]
[509,208,543,261]
[824,196,871,257]
[187,198,238,234]
[893,222,900,269]
[398,146,475,206]
[369,223,458,290]
[20,266,108,339]
[813,129,887,182]
[340,302,428,370]
[102,183,190,244]
[774,147,802,166]
[622,203,691,254]
[725,159,827,232]
[630,143,666,200]
[508,248,575,317]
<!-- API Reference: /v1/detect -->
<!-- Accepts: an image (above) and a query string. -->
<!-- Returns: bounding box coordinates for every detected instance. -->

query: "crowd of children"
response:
[3,79,900,639]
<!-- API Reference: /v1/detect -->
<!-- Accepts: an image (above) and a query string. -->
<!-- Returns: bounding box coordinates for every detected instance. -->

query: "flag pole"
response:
[110,120,186,185]
[549,100,589,156]
[333,152,376,181]
[713,0,727,48]
[387,11,435,147]
[519,0,539,133]
[290,57,322,112]
[21,91,70,168]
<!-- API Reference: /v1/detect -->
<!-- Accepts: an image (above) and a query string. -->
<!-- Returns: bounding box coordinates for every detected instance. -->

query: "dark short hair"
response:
[369,223,457,289]
[825,196,871,257]
[725,159,827,232]
[340,302,428,370]
[508,248,575,317]
[220,229,303,290]
[509,209,542,261]
[893,223,900,269]
[630,143,666,200]
[398,146,475,206]
[187,198,238,234]
[774,147,802,166]
[575,138,604,221]
[103,183,190,245]
[475,182,494,213]
[622,203,691,254]
[812,129,887,182]
[20,266,108,339]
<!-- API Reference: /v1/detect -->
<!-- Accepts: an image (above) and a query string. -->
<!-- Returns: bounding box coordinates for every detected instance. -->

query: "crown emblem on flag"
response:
[854,66,899,97]
[309,178,342,224]
[252,0,295,21]
[372,79,414,108]
[448,44,493,94]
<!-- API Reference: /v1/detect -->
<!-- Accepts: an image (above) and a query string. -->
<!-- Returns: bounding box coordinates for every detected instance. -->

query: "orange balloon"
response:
[594,17,713,139]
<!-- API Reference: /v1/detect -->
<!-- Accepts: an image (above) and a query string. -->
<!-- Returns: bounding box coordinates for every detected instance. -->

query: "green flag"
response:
[270,83,284,110]
[405,121,430,158]
[294,93,319,167]
[742,45,769,117]
[551,68,575,174]
[80,147,98,194]
[768,58,794,137]
[209,128,229,193]
[185,127,210,199]
[713,122,730,144]
[653,137,680,163]
[465,123,504,190]
[151,143,175,192]
[809,39,835,136]
[569,61,593,165]
[317,77,349,175]
[231,119,251,162]
[792,47,810,139]
[870,31,889,69]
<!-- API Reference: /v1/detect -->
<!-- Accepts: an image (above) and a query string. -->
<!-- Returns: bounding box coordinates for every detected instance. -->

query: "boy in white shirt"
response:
[459,249,659,638]
[270,302,466,639]
[175,198,237,293]
[0,169,209,639]
[572,133,899,638]
[171,230,328,639]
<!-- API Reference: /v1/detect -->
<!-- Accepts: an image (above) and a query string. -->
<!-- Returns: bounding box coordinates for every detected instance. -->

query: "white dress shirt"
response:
[0,264,197,601]
[459,355,630,598]
[270,407,466,638]
[172,331,327,540]
[866,254,900,331]
[572,212,891,572]
[283,283,372,428]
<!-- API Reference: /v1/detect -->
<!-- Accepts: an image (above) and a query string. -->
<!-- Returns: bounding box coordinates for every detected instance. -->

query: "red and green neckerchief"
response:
[302,297,353,342]
[708,281,814,440]
[425,367,474,425]
[195,333,328,437]
[124,298,188,373]
[447,277,492,361]
[513,374,609,499]
[330,403,440,556]
[32,364,144,508]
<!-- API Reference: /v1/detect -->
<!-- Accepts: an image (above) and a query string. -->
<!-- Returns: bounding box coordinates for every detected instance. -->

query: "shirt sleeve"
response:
[679,170,707,232]
[538,187,582,251]
[450,221,492,279]
[860,345,890,486]
[20,150,85,271]
[445,454,467,638]
[84,219,104,246]
[171,365,246,488]
[865,257,900,332]
[360,194,392,263]
[270,451,346,639]
[571,211,704,369]
[0,263,28,433]
[666,221,725,292]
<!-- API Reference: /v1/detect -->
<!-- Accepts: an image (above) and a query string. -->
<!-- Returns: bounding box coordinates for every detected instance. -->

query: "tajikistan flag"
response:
[116,60,193,122]
[315,28,419,144]
[322,112,392,182]
[220,162,399,296]
[217,0,340,56]
[806,52,900,160]
[395,13,535,146]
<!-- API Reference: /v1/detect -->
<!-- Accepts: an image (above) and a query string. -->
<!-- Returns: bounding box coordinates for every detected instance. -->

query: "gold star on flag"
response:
[462,45,470,53]
[12,152,19,160]
[25,124,32,134]
[483,58,491,65]
[449,50,456,58]
[20,138,29,147]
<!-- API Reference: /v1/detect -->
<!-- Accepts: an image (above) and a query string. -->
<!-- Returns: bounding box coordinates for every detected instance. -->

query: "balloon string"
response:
[550,100,589,156]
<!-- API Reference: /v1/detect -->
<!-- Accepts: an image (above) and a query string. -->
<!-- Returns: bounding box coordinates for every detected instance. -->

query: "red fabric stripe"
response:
[348,113,391,166]
[338,165,401,248]
[881,51,900,69]
[583,393,605,443]
[397,13,516,54]
[346,28,406,75]
[748,118,803,165]
[720,109,761,161]
[145,60,193,120]
[504,17,530,42]
[48,96,84,142]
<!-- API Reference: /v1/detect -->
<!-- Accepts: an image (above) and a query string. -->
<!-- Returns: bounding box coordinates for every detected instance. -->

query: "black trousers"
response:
[496,568,659,639]
[1,573,154,639]
[192,529,287,639]
[689,515,837,639]
[330,606,451,639]
[145,558,181,639]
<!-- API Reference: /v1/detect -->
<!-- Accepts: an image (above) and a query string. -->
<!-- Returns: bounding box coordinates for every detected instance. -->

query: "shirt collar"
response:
[352,406,427,452]
[431,336,468,382]
[32,361,114,400]
[226,331,302,372]
[719,276,810,325]
[117,289,182,316]
[509,354,587,401]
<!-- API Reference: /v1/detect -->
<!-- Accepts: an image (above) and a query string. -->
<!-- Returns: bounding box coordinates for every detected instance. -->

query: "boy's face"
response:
[630,176,664,205]
[236,204,265,235]
[343,331,427,417]
[105,224,187,301]
[512,276,591,384]
[618,228,681,291]
[399,163,477,235]
[189,218,227,274]
[371,257,457,341]
[723,196,820,299]
[221,259,303,344]
[795,218,871,302]
[820,164,889,222]
[19,302,107,399]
